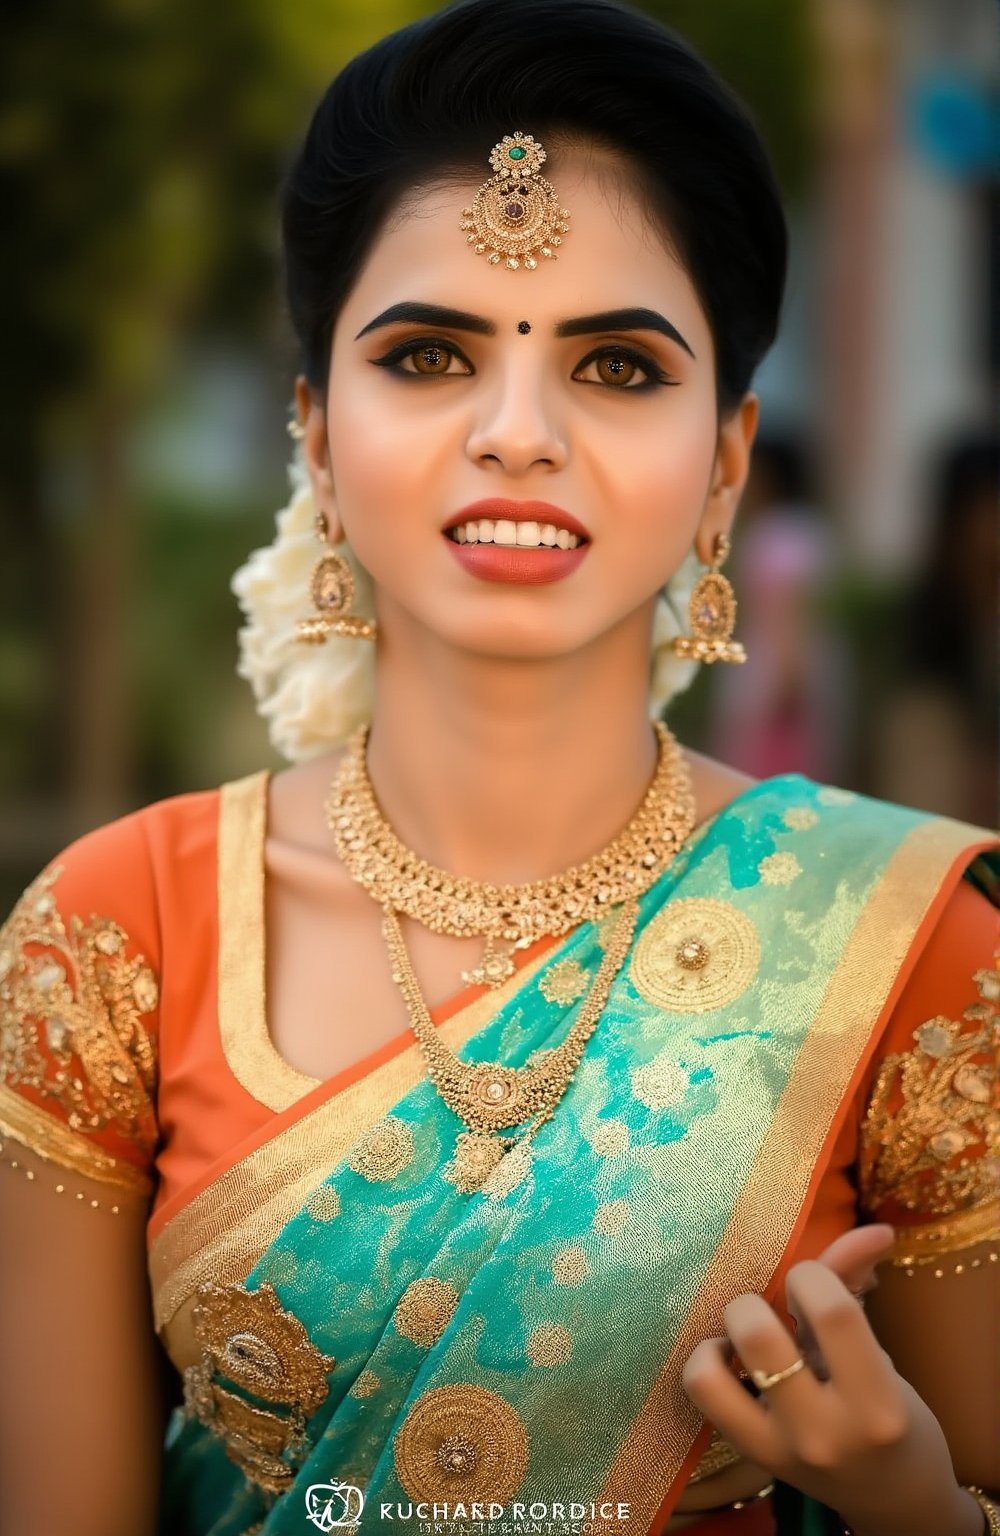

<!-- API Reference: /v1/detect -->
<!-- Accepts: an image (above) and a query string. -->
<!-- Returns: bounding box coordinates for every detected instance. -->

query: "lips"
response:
[442,499,590,541]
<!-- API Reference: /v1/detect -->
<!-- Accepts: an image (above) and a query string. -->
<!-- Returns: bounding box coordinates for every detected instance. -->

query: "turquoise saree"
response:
[152,771,999,1536]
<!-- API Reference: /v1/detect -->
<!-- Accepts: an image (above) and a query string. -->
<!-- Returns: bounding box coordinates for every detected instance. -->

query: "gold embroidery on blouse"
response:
[0,865,159,1186]
[859,950,999,1221]
[688,1428,743,1483]
[182,1279,335,1494]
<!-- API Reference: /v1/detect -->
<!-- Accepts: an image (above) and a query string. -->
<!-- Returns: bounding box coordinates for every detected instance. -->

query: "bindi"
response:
[517,321,531,334]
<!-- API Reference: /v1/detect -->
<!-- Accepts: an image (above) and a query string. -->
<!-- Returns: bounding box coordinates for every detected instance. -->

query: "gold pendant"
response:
[444,1131,508,1193]
[460,932,516,989]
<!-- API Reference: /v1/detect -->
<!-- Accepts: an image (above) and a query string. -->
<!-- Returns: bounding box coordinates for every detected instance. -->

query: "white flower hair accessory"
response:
[231,444,702,764]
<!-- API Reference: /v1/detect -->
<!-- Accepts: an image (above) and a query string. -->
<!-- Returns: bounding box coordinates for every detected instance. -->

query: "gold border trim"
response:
[149,937,557,1336]
[217,769,322,1110]
[890,1197,1000,1262]
[592,817,999,1535]
[0,1081,152,1194]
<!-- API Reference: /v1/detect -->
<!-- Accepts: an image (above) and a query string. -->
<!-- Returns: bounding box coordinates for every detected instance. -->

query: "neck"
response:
[363,597,672,885]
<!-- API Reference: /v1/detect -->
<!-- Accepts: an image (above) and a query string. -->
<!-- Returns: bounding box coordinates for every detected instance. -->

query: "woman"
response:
[0,3,996,1534]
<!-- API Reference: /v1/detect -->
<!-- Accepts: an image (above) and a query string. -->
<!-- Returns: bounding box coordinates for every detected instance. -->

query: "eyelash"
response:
[369,336,677,392]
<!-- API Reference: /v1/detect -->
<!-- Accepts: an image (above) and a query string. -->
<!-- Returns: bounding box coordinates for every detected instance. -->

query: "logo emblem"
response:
[304,1481,365,1530]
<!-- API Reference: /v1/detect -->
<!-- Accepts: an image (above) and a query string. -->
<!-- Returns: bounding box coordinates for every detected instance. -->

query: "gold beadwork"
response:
[394,1383,529,1502]
[965,1487,1000,1535]
[393,1277,460,1348]
[0,1141,124,1212]
[859,953,999,1219]
[0,864,159,1185]
[349,1368,381,1398]
[183,1279,334,1494]
[460,132,570,271]
[671,531,746,664]
[630,897,761,1014]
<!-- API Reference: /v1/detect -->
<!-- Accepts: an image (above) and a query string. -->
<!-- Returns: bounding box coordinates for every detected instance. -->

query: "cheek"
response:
[325,377,445,534]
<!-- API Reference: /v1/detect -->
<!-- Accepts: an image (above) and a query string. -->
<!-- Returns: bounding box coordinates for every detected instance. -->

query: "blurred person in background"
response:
[0,4,997,1536]
[873,435,998,828]
[705,436,853,784]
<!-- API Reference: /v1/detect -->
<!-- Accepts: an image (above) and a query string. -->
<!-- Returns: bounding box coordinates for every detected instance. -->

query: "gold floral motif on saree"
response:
[0,864,159,1185]
[394,1383,530,1502]
[526,1323,573,1366]
[629,898,760,1014]
[346,1114,415,1181]
[538,957,591,1006]
[859,951,999,1228]
[182,1279,335,1494]
[394,1277,460,1347]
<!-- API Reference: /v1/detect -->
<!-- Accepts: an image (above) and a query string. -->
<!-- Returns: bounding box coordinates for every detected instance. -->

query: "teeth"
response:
[447,519,582,548]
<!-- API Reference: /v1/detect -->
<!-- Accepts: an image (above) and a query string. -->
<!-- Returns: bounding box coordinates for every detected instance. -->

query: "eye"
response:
[572,345,675,391]
[369,337,473,377]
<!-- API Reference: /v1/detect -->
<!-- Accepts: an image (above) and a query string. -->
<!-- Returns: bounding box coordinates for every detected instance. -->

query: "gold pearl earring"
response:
[670,531,746,664]
[295,509,378,645]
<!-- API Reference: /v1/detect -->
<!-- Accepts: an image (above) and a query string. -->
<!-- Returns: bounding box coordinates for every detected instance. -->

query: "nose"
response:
[464,353,568,474]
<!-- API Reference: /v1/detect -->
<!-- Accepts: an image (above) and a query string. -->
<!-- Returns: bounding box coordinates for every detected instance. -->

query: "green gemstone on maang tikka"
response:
[508,145,526,160]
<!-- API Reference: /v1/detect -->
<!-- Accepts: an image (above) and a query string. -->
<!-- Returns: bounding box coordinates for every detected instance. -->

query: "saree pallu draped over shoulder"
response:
[151,774,999,1536]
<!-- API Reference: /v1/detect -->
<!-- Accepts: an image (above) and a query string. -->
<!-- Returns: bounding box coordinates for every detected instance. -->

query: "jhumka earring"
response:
[670,532,747,664]
[295,508,378,645]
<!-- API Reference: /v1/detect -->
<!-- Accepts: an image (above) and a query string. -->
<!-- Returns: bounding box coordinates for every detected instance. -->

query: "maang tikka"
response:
[461,132,570,270]
[289,420,378,645]
[671,532,747,664]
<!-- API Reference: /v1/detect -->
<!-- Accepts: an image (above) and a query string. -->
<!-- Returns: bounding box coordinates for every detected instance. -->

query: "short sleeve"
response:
[857,855,999,1263]
[0,809,162,1197]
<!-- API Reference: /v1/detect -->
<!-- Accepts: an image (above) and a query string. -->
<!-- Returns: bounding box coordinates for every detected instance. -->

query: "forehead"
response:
[335,148,710,348]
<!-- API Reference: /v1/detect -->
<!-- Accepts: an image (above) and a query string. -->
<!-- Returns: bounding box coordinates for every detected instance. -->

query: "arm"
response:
[0,1141,168,1536]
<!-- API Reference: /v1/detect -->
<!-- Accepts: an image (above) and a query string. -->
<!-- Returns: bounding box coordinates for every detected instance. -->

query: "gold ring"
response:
[750,1355,807,1391]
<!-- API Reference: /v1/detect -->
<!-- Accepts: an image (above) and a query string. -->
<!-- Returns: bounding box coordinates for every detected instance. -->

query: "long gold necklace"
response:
[324,722,697,1191]
[324,719,696,987]
[381,894,639,1191]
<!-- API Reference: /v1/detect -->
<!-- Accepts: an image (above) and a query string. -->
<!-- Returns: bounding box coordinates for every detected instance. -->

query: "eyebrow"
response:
[353,301,695,359]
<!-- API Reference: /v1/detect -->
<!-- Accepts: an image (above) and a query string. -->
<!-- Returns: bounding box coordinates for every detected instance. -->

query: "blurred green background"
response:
[1,0,996,907]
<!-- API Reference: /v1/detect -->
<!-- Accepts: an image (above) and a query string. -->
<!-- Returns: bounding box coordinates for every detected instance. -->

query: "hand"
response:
[681,1225,968,1534]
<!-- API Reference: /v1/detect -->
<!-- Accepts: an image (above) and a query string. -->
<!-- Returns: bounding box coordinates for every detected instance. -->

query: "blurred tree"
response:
[0,0,813,857]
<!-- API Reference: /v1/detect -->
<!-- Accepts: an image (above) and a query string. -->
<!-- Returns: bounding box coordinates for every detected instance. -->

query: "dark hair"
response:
[281,0,788,418]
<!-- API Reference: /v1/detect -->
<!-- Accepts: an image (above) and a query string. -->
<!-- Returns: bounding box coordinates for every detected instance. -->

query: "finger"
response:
[784,1260,898,1407]
[723,1293,825,1421]
[681,1335,784,1471]
[815,1224,895,1297]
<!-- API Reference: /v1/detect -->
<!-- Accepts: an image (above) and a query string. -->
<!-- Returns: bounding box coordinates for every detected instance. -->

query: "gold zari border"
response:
[0,1080,152,1194]
[591,816,999,1536]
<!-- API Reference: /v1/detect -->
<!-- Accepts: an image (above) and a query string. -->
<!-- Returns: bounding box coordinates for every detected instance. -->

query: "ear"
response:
[294,375,344,541]
[693,392,760,564]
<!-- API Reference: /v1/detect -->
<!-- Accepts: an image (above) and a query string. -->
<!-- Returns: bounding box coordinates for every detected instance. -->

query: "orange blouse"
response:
[1,771,997,1295]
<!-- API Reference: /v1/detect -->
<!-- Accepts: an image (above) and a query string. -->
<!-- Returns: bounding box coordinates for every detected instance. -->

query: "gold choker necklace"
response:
[324,718,696,988]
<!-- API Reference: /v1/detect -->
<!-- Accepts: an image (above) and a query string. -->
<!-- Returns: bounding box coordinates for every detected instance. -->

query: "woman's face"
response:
[300,145,757,663]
